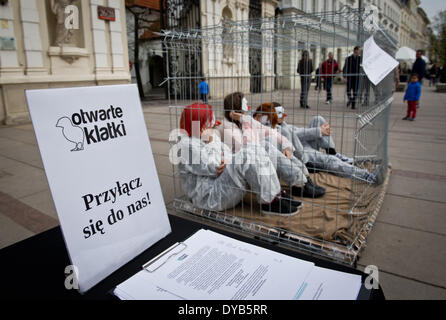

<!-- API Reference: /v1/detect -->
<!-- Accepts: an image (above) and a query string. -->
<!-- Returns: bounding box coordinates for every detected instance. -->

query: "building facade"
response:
[199,0,279,97]
[398,0,429,52]
[277,0,362,90]
[0,0,130,125]
[373,0,401,44]
[416,7,429,53]
[160,0,278,98]
[399,0,419,49]
[126,0,165,98]
[127,0,431,100]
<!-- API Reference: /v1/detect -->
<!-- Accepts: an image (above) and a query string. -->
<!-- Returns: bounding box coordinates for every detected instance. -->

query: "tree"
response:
[428,28,440,64]
[430,10,446,65]
[125,2,162,99]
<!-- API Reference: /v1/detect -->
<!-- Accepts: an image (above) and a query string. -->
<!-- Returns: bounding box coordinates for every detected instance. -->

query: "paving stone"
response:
[0,214,34,250]
[359,221,446,288]
[20,190,58,220]
[386,174,446,204]
[0,163,48,199]
[377,194,446,236]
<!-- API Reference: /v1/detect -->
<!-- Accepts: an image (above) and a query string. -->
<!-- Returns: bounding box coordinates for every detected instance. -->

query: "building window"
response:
[323,0,328,17]
[222,6,233,60]
[321,47,327,61]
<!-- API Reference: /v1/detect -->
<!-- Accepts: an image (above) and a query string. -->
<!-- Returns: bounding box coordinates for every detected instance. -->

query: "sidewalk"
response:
[0,85,445,299]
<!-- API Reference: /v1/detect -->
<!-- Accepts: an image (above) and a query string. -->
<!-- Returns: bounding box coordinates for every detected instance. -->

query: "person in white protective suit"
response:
[265,103,382,183]
[171,103,302,216]
[219,92,326,198]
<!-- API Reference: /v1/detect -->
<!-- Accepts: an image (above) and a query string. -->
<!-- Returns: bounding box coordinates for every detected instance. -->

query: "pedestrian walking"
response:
[343,46,362,109]
[297,50,313,109]
[428,64,438,87]
[315,67,322,91]
[321,52,339,104]
[198,77,209,103]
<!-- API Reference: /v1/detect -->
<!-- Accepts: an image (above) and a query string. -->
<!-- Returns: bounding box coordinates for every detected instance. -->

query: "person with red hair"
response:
[179,103,215,138]
[172,103,301,216]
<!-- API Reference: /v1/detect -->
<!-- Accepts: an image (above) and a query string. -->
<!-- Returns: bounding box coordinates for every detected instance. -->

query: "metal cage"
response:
[164,8,397,265]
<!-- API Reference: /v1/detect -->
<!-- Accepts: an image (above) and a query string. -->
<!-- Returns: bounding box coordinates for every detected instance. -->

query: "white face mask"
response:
[242,98,249,112]
[260,115,270,126]
[275,106,284,119]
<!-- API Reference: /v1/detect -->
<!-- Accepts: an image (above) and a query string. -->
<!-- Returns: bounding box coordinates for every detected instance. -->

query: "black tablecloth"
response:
[0,214,384,300]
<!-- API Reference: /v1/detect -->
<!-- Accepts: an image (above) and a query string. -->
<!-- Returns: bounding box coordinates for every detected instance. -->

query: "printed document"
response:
[295,267,362,300]
[362,35,399,85]
[115,230,362,300]
[115,229,314,300]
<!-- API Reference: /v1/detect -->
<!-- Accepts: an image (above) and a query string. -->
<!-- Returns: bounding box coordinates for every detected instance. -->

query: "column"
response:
[108,0,125,73]
[20,0,46,75]
[90,0,110,74]
[242,6,249,75]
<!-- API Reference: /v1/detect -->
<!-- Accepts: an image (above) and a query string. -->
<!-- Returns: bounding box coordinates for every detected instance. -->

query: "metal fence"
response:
[164,9,397,265]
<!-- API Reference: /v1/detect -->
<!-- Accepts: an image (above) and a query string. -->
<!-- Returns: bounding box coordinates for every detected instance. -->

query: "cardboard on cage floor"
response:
[228,171,381,243]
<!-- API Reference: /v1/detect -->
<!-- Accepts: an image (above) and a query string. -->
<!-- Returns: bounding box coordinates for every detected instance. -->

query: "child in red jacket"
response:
[321,53,339,104]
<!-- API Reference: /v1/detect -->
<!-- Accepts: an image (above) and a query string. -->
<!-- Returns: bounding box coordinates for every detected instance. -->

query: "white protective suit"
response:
[285,116,371,181]
[220,115,307,188]
[174,132,282,211]
[275,121,309,164]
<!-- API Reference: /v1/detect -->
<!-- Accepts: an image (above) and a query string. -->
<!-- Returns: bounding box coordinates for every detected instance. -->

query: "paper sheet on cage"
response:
[362,35,399,85]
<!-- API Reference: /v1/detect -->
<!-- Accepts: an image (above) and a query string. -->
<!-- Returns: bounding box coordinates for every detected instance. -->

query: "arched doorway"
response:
[149,55,165,88]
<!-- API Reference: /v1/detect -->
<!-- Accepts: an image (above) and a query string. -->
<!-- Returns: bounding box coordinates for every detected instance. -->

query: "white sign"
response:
[26,84,171,293]
[362,35,399,85]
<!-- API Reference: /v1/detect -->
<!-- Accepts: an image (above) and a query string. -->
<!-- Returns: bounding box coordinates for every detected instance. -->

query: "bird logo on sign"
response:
[56,117,85,152]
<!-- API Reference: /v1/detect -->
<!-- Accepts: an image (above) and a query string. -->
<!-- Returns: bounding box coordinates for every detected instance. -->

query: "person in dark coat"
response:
[343,46,362,109]
[440,64,446,83]
[315,67,322,91]
[297,50,314,109]
[429,64,438,86]
[411,50,426,84]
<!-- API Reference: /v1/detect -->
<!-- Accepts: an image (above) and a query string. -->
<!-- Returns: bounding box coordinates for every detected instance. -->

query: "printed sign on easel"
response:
[26,84,171,293]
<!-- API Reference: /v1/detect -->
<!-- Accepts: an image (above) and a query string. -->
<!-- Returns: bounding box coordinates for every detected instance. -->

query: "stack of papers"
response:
[114,230,362,300]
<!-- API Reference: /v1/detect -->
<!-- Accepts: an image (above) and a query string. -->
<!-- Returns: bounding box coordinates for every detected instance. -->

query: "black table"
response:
[0,214,384,300]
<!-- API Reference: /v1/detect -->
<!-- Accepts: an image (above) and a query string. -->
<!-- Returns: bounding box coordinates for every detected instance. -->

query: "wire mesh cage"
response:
[164,8,397,265]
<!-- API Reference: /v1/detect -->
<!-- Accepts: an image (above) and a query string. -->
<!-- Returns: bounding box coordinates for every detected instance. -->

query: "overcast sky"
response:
[419,0,446,22]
